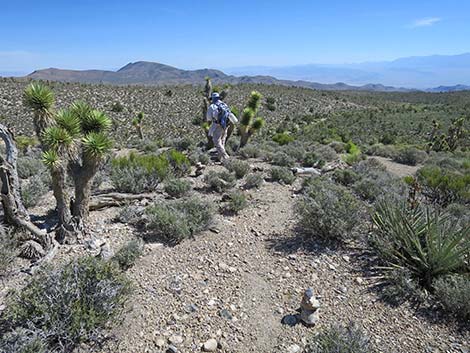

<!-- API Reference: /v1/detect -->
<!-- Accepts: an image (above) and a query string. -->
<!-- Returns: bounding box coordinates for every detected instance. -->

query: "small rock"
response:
[155,337,166,347]
[356,277,364,284]
[169,335,183,345]
[203,338,218,352]
[166,345,178,353]
[219,309,233,320]
[287,344,301,353]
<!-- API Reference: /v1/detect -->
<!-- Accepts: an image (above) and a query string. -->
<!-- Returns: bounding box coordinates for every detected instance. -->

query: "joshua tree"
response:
[427,117,469,152]
[132,111,145,140]
[238,91,265,149]
[24,83,112,242]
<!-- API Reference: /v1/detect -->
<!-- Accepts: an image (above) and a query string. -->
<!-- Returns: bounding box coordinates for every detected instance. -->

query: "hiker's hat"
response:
[210,92,220,101]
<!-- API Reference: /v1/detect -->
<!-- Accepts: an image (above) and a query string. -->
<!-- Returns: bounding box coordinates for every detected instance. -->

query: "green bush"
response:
[16,135,38,153]
[21,175,48,208]
[305,322,373,353]
[433,274,470,322]
[111,152,169,193]
[238,144,261,159]
[302,151,325,168]
[117,205,143,225]
[417,165,470,206]
[164,178,191,198]
[270,151,295,167]
[166,149,191,177]
[224,159,251,179]
[17,156,45,179]
[365,144,398,159]
[244,173,264,189]
[333,169,359,186]
[315,144,337,162]
[223,190,248,215]
[296,178,359,241]
[393,146,427,166]
[144,197,213,244]
[270,166,295,185]
[272,132,295,146]
[343,141,362,165]
[0,257,130,352]
[111,239,144,270]
[204,170,236,192]
[372,200,470,289]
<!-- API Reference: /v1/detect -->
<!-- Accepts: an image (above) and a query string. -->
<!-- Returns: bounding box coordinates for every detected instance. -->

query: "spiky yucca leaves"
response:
[55,109,81,138]
[239,91,265,149]
[82,132,112,160]
[132,112,145,140]
[80,110,112,134]
[372,200,470,289]
[23,83,55,141]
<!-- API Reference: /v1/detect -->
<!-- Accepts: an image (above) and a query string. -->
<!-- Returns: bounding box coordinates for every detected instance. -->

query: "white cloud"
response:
[411,17,442,28]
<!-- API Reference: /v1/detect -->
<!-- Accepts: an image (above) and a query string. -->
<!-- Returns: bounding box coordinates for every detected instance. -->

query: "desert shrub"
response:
[189,151,210,165]
[343,141,362,165]
[17,156,46,179]
[433,274,470,321]
[166,149,191,177]
[270,151,295,167]
[21,175,48,208]
[130,138,165,153]
[393,146,427,166]
[111,152,169,193]
[244,173,264,189]
[365,144,398,159]
[270,166,295,185]
[379,268,428,306]
[315,144,337,162]
[110,101,124,112]
[16,135,38,153]
[0,328,48,353]
[144,197,213,244]
[329,140,346,153]
[350,159,405,203]
[117,205,143,225]
[333,169,359,186]
[0,257,130,352]
[296,178,359,241]
[164,178,191,198]
[305,321,373,353]
[272,132,295,146]
[372,200,470,289]
[111,239,144,270]
[417,165,470,206]
[282,142,306,161]
[169,136,196,151]
[223,190,248,214]
[204,170,236,192]
[446,203,470,228]
[224,159,251,179]
[236,145,259,160]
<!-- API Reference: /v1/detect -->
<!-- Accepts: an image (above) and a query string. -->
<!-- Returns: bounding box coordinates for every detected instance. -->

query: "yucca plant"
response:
[239,91,265,149]
[372,200,470,289]
[24,83,113,241]
[132,112,145,140]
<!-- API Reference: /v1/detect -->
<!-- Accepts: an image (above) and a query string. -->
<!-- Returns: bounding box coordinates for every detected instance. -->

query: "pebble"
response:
[356,277,364,284]
[168,335,183,345]
[287,344,301,353]
[166,345,178,353]
[155,337,165,347]
[281,315,298,326]
[203,338,218,351]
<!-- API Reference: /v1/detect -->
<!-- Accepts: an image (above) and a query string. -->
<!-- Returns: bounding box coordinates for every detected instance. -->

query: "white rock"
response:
[287,344,301,353]
[169,335,183,345]
[203,338,218,352]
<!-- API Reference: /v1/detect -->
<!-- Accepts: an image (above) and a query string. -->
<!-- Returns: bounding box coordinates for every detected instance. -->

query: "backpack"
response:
[214,101,231,129]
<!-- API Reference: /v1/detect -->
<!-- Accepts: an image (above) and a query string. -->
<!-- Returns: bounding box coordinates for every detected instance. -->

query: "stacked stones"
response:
[300,288,320,326]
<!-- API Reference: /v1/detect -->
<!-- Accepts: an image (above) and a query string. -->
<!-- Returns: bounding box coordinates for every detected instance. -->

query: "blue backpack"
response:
[215,101,231,129]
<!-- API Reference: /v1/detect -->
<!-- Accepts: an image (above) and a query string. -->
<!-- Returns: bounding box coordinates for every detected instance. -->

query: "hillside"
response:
[25,61,411,92]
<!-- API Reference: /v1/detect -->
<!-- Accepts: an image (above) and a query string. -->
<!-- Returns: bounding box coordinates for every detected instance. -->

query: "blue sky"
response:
[1,0,469,74]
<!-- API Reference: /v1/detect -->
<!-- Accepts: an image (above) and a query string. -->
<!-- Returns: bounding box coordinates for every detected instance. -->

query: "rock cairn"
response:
[300,288,320,326]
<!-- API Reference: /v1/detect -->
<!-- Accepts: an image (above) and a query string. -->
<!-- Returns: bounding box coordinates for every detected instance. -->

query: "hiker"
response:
[206,92,231,161]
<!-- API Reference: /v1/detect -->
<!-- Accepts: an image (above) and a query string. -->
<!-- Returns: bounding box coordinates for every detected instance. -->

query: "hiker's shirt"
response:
[207,103,223,137]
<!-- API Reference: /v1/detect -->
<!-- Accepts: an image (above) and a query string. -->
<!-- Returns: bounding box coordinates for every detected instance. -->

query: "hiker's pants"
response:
[211,124,229,161]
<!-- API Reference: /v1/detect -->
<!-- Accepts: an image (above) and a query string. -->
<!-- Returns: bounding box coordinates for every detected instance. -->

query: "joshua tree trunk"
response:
[137,126,144,140]
[0,124,50,248]
[71,158,100,230]
[239,130,252,149]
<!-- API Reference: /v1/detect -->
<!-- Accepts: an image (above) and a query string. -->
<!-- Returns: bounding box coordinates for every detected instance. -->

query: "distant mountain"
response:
[225,53,470,89]
[25,61,412,92]
[425,84,470,92]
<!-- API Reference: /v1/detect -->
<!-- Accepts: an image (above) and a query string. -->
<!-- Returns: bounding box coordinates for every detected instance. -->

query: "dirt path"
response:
[102,168,468,353]
[371,156,421,178]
